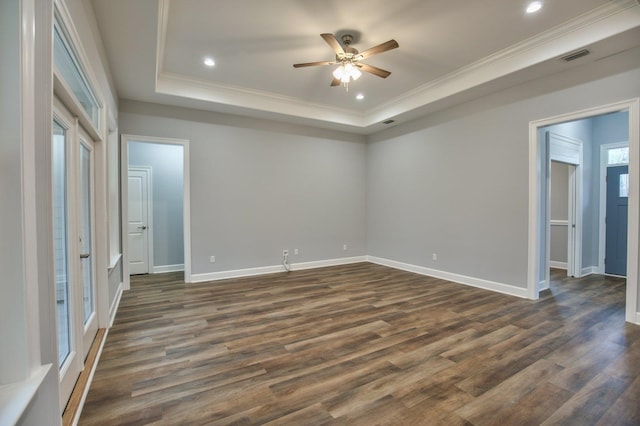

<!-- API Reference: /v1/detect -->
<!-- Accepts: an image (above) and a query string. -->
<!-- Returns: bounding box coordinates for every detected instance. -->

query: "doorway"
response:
[528,99,639,324]
[546,131,583,283]
[121,135,192,289]
[550,161,578,276]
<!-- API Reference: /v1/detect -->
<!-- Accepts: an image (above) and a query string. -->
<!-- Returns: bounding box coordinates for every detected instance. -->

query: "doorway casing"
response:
[121,134,191,290]
[528,98,639,324]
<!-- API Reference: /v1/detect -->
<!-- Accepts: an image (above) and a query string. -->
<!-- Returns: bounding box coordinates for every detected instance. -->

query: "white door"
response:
[53,104,82,410]
[53,98,100,410]
[78,130,98,358]
[128,168,150,275]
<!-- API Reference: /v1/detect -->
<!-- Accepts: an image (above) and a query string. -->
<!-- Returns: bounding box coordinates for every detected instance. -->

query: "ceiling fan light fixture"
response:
[333,63,361,84]
[349,65,362,81]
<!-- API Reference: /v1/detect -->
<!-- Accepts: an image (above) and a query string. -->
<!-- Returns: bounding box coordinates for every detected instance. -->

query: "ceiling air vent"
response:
[382,119,395,125]
[561,49,590,62]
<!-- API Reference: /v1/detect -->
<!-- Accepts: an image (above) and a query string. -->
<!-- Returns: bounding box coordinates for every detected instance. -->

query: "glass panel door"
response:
[79,132,98,357]
[53,120,71,368]
[53,100,83,411]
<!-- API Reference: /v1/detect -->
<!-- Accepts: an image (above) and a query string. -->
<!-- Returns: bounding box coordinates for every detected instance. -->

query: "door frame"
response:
[77,128,99,359]
[52,99,83,410]
[599,141,630,274]
[528,98,639,324]
[127,166,153,275]
[121,134,191,289]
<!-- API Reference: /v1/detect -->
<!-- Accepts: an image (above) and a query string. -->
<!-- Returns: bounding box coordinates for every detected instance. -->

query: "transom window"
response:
[54,13,101,131]
[607,147,629,166]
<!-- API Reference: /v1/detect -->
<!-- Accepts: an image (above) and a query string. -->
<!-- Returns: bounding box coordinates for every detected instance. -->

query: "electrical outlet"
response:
[343,244,348,251]
[432,253,437,261]
[210,255,216,263]
[294,248,299,255]
[283,249,289,256]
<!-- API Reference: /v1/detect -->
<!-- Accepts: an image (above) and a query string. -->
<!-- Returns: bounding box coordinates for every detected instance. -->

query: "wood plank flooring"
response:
[79,264,640,425]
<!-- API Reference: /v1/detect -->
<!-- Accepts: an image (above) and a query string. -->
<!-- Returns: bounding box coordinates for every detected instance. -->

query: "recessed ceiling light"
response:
[356,93,365,100]
[203,57,215,67]
[526,1,542,13]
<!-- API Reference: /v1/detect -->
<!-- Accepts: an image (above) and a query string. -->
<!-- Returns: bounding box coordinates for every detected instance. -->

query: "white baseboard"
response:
[635,312,640,325]
[537,279,549,293]
[108,282,123,327]
[550,261,567,270]
[367,256,529,299]
[290,256,368,271]
[190,256,368,283]
[580,266,599,277]
[151,264,184,274]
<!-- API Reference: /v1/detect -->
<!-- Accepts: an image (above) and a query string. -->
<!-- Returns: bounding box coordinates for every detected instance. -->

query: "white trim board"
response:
[108,281,123,328]
[190,256,368,283]
[152,264,184,274]
[367,256,529,299]
[191,255,528,300]
[550,261,568,270]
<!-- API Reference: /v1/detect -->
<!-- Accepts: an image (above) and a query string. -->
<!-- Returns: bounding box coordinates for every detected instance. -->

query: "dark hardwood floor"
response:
[79,264,640,425]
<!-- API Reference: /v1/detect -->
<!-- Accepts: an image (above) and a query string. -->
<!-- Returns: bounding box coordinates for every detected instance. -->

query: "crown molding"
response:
[155,71,367,127]
[155,0,640,129]
[365,0,640,125]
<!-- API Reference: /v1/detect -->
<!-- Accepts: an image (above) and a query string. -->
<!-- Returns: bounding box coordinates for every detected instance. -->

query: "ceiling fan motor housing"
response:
[337,35,359,61]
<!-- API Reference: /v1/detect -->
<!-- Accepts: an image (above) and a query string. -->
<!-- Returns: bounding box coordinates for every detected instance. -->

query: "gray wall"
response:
[129,141,184,268]
[120,101,367,275]
[367,66,640,289]
[593,111,630,146]
[550,161,569,265]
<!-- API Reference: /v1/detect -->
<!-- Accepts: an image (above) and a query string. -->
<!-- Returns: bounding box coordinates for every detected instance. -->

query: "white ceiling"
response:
[91,0,640,134]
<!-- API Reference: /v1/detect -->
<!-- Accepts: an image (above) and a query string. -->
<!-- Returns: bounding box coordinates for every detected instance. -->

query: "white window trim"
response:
[53,0,104,141]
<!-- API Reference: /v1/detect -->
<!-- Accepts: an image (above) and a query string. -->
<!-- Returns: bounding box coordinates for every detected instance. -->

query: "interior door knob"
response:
[138,225,147,230]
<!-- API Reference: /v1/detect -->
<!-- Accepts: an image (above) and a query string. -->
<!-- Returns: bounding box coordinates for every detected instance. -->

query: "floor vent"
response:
[561,49,590,62]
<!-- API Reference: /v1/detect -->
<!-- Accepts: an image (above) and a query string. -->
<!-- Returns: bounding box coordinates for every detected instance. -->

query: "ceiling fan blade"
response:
[357,39,399,59]
[293,61,335,68]
[321,33,345,56]
[358,63,391,78]
[330,77,341,87]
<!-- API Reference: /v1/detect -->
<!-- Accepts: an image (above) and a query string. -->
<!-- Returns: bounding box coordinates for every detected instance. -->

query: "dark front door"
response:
[605,165,628,276]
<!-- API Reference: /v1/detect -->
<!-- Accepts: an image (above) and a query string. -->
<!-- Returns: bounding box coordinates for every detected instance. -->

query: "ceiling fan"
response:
[293,33,399,90]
